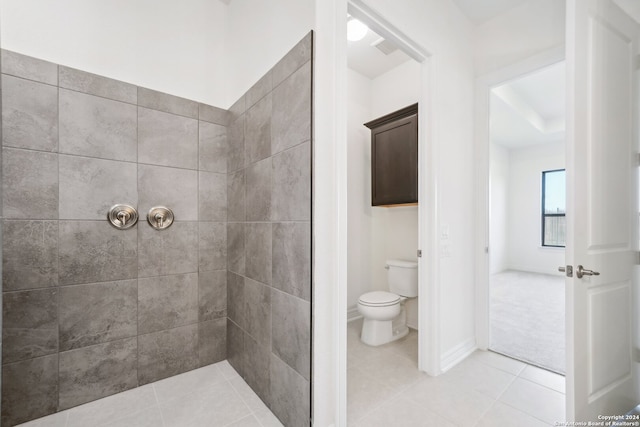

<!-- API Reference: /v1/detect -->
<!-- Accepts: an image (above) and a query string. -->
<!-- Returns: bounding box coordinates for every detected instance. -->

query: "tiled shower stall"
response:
[0,33,312,427]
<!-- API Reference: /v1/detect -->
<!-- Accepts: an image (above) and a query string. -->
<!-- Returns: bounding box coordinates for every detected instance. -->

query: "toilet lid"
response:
[358,291,400,307]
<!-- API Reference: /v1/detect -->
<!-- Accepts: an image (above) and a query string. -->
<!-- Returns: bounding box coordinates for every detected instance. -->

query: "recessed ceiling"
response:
[347,25,413,80]
[451,0,529,24]
[490,61,565,149]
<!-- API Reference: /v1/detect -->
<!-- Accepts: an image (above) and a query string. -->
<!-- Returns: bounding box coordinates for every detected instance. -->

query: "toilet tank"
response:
[387,259,418,297]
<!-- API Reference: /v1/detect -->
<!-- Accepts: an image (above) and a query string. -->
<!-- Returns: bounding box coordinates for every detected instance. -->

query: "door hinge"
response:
[417,249,422,258]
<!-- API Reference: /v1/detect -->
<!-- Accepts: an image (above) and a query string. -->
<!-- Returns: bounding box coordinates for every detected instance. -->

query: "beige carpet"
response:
[490,270,565,374]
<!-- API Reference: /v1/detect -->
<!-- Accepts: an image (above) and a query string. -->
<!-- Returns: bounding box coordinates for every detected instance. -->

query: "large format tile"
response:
[59,221,137,285]
[1,355,59,426]
[245,158,271,221]
[3,148,58,219]
[476,401,549,427]
[519,364,566,394]
[243,278,271,347]
[59,155,137,220]
[2,220,58,291]
[138,107,198,170]
[59,279,137,351]
[499,377,565,424]
[59,89,137,161]
[271,141,311,221]
[2,288,58,363]
[227,222,245,275]
[2,75,58,151]
[272,33,312,88]
[152,363,225,405]
[243,335,270,404]
[199,318,227,366]
[137,221,198,277]
[199,103,229,125]
[442,357,515,400]
[138,273,198,334]
[244,94,272,165]
[100,405,163,427]
[199,121,227,173]
[15,410,68,427]
[198,171,227,221]
[227,319,246,378]
[271,289,310,381]
[272,222,311,301]
[138,164,198,221]
[271,61,311,155]
[245,222,271,285]
[469,350,527,375]
[138,324,199,385]
[58,337,138,410]
[269,354,310,427]
[245,71,272,109]
[138,87,198,119]
[1,50,57,85]
[199,270,227,321]
[227,115,245,173]
[59,66,137,104]
[227,169,246,222]
[227,272,245,329]
[354,395,456,427]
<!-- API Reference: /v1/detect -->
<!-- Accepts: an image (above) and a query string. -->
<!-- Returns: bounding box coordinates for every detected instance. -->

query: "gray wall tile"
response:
[3,147,58,219]
[243,335,270,405]
[245,72,273,110]
[198,171,227,221]
[3,220,58,291]
[59,89,137,161]
[58,337,138,410]
[227,115,245,173]
[246,158,271,221]
[59,155,137,220]
[272,222,311,301]
[245,223,271,285]
[198,318,226,366]
[138,324,198,385]
[138,87,198,119]
[59,66,137,104]
[138,273,198,334]
[227,272,245,329]
[138,164,198,221]
[2,75,58,151]
[59,221,137,285]
[228,95,246,122]
[59,280,137,351]
[137,221,198,277]
[1,50,57,85]
[244,94,272,164]
[199,104,229,126]
[271,289,311,381]
[243,278,270,347]
[2,288,58,364]
[138,107,198,170]
[269,354,310,427]
[199,222,226,271]
[199,270,226,321]
[272,32,312,87]
[227,319,245,378]
[271,142,311,221]
[271,61,311,155]
[227,223,245,275]
[199,121,227,173]
[1,354,58,426]
[227,170,245,222]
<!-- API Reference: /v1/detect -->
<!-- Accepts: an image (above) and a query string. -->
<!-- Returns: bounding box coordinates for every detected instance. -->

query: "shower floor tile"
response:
[17,361,282,427]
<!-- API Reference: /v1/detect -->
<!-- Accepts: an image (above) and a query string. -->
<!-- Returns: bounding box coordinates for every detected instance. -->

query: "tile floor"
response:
[348,319,566,426]
[17,361,283,427]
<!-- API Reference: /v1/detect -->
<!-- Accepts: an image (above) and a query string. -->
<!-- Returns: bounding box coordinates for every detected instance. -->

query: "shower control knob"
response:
[108,204,138,230]
[147,207,174,230]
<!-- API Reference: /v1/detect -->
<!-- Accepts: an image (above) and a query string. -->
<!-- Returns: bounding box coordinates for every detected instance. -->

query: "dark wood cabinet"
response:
[364,103,418,206]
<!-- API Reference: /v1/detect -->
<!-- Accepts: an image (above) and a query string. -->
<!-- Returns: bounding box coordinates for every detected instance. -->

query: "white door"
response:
[566,0,640,419]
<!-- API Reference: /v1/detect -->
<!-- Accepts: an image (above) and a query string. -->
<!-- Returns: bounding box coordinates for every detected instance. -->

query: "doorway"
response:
[487,61,567,374]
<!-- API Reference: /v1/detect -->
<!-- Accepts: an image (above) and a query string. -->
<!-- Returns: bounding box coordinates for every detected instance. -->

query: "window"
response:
[542,169,566,247]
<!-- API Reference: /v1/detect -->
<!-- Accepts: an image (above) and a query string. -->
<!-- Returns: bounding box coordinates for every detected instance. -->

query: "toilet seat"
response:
[358,291,400,307]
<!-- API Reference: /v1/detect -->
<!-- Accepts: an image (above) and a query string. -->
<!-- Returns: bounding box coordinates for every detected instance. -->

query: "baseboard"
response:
[347,306,362,322]
[440,337,476,373]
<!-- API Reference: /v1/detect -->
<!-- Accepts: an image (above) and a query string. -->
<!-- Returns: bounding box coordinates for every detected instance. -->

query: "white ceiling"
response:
[490,61,565,149]
[451,0,529,24]
[347,26,413,79]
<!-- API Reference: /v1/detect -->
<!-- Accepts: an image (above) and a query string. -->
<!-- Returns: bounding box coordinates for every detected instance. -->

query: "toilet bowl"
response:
[357,259,418,346]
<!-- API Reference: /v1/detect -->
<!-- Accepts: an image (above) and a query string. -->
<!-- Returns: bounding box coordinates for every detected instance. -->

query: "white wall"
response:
[474,0,566,77]
[490,143,509,274]
[507,142,565,274]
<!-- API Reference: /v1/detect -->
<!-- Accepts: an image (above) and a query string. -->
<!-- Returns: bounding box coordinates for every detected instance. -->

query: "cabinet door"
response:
[371,113,418,206]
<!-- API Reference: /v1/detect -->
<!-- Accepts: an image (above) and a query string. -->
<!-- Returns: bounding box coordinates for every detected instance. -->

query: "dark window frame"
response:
[541,169,566,248]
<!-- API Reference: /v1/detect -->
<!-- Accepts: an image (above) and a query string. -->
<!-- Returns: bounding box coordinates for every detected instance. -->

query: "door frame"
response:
[474,45,566,350]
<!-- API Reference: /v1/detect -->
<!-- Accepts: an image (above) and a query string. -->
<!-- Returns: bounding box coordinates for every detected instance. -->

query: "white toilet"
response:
[357,259,418,346]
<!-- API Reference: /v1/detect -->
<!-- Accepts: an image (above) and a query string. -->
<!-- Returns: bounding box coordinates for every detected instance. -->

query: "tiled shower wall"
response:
[226,33,312,426]
[0,50,229,426]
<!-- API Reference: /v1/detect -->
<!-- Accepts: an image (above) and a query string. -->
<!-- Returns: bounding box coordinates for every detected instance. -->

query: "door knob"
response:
[558,265,573,277]
[576,265,600,279]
